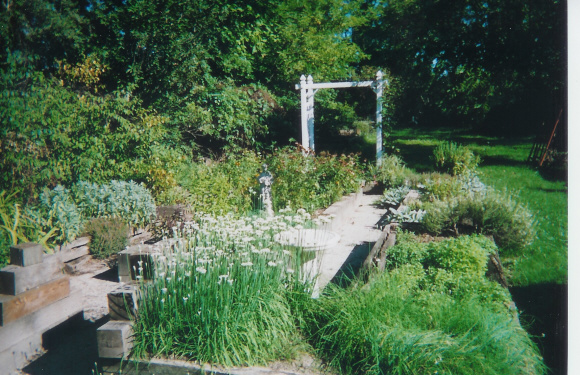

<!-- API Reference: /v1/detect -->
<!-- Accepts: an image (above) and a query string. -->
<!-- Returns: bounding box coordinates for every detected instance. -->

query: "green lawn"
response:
[391,128,568,286]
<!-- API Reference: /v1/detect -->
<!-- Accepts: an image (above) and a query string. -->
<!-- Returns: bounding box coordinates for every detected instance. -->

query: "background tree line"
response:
[0,0,566,200]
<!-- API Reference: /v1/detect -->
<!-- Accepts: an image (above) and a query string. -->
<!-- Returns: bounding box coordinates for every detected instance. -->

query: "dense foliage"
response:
[84,218,128,259]
[1,0,565,203]
[303,235,545,375]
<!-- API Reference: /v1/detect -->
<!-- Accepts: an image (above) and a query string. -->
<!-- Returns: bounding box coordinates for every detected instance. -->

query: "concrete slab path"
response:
[315,191,386,295]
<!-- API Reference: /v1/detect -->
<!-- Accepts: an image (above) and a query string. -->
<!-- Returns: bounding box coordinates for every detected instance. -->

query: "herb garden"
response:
[0,1,566,374]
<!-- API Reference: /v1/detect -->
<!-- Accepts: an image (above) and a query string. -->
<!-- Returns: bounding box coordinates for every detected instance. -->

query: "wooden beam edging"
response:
[361,223,398,274]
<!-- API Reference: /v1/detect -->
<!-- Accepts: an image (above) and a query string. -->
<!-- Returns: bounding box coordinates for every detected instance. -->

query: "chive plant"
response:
[132,210,332,366]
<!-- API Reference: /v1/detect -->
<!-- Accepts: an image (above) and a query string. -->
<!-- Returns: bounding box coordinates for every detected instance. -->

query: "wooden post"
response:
[307,75,315,152]
[374,71,384,167]
[295,71,388,163]
[300,75,309,152]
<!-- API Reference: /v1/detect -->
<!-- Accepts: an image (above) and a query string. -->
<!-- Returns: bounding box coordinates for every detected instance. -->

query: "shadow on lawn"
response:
[510,283,568,375]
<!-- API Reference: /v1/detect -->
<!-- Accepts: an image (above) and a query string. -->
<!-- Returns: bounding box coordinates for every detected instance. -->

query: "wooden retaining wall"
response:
[0,241,89,374]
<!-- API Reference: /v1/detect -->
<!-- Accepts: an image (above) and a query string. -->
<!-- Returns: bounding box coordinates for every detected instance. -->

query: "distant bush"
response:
[432,142,480,176]
[374,155,414,187]
[73,180,156,228]
[84,218,128,259]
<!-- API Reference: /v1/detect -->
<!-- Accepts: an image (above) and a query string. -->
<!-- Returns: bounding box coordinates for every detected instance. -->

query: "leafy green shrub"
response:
[423,236,496,279]
[84,218,128,259]
[0,59,181,201]
[432,142,480,176]
[268,148,363,212]
[73,180,156,228]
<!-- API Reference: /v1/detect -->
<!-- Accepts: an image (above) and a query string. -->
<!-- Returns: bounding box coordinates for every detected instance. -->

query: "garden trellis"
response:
[295,71,386,165]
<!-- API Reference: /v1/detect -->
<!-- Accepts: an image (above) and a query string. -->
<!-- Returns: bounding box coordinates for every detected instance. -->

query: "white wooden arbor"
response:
[295,71,386,165]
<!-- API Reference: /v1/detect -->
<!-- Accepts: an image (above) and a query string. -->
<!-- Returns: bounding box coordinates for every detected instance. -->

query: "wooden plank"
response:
[118,245,155,281]
[54,244,90,264]
[0,289,82,353]
[0,260,63,296]
[59,236,90,252]
[108,284,139,321]
[0,331,43,373]
[97,320,134,359]
[296,80,374,90]
[0,276,70,326]
[64,255,91,275]
[361,227,390,271]
[377,229,397,272]
[10,243,43,267]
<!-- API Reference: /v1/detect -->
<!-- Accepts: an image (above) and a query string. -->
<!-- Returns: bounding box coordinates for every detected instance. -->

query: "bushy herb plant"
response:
[175,151,262,215]
[423,172,463,201]
[268,148,363,212]
[84,218,128,259]
[421,190,535,253]
[432,141,480,176]
[373,154,415,187]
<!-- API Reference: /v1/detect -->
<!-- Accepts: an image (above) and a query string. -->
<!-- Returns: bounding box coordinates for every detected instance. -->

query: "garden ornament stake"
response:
[296,71,386,166]
[257,164,274,217]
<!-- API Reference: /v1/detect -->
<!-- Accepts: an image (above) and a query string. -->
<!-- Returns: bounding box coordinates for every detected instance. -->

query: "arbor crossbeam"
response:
[295,71,386,166]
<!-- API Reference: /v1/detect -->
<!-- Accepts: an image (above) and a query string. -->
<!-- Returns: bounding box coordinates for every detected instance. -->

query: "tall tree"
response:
[355,0,566,132]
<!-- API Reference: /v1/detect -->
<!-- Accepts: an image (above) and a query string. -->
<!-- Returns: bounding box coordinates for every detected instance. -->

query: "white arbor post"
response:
[373,71,384,166]
[300,75,308,151]
[295,71,386,165]
[307,75,316,151]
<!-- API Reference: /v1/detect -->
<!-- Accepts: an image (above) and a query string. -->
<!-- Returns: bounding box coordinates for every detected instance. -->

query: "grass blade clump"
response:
[303,236,546,375]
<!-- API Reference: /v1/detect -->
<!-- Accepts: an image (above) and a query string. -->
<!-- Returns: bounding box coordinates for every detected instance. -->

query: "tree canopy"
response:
[1,0,566,196]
